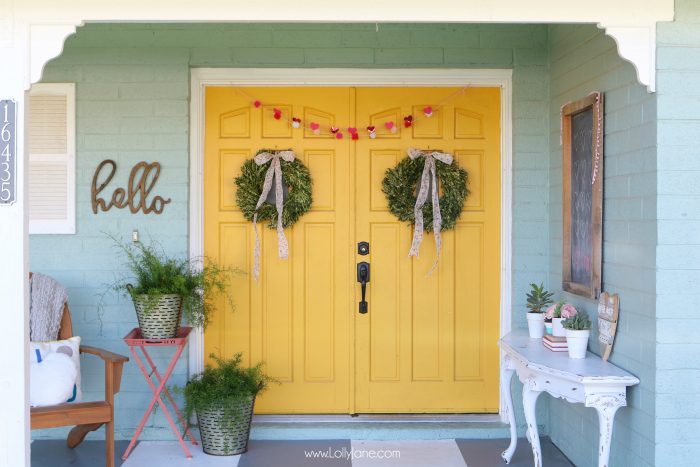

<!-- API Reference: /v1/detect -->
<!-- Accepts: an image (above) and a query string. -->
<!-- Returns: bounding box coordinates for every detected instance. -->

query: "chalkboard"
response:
[561,93,603,299]
[571,109,593,285]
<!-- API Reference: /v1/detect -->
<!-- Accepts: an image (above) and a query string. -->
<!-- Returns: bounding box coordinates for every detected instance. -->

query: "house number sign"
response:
[0,100,16,205]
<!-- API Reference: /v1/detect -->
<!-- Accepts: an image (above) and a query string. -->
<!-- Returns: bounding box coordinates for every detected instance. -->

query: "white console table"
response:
[499,331,639,467]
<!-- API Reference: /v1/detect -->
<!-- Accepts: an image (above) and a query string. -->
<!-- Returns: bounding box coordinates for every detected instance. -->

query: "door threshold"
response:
[249,413,511,440]
[253,414,501,424]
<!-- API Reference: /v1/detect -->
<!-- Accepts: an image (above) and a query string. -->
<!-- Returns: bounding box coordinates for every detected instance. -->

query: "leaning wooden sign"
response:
[561,92,604,299]
[0,100,17,205]
[597,292,619,362]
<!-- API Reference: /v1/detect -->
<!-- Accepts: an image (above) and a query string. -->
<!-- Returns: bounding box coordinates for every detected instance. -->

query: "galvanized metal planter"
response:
[132,294,183,339]
[197,396,255,456]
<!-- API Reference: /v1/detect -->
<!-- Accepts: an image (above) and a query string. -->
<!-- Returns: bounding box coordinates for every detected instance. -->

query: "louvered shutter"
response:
[28,83,75,234]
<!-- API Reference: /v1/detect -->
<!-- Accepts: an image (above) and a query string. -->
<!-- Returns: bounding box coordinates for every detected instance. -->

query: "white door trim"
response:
[188,67,513,419]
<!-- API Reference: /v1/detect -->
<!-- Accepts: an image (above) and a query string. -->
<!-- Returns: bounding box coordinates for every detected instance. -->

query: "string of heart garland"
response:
[234,86,470,140]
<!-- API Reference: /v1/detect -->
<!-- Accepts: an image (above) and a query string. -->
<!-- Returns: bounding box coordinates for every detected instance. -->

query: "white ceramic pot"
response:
[566,329,590,359]
[552,318,566,337]
[526,313,545,338]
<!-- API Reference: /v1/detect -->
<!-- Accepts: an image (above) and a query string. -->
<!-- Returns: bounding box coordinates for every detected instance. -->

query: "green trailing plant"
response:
[382,155,468,231]
[526,282,554,314]
[176,353,275,439]
[562,311,592,331]
[110,235,241,329]
[235,150,313,229]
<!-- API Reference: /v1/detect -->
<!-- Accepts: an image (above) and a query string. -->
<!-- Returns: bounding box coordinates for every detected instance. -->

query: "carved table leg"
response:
[522,379,543,467]
[587,394,625,467]
[501,358,517,464]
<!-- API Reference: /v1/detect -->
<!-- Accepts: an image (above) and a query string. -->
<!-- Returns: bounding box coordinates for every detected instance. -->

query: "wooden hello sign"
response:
[92,160,171,215]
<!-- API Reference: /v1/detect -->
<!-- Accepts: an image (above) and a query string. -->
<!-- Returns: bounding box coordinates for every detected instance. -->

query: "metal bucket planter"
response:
[132,294,183,339]
[197,396,256,456]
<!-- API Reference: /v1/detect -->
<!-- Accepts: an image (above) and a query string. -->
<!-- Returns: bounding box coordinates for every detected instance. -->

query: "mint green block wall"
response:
[656,0,700,464]
[548,25,657,466]
[32,23,550,440]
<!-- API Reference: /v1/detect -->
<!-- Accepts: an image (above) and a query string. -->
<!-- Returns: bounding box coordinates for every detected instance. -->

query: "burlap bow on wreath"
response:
[251,150,295,280]
[407,148,454,273]
[382,148,468,275]
[235,149,312,281]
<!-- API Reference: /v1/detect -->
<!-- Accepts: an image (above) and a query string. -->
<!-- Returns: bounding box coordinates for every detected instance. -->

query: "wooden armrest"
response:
[80,345,129,364]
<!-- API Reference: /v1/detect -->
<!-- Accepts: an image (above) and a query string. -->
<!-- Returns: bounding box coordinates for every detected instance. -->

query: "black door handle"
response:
[357,262,370,314]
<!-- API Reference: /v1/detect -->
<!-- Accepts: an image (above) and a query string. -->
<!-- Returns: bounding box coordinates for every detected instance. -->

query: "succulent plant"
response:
[562,312,592,331]
[526,282,554,314]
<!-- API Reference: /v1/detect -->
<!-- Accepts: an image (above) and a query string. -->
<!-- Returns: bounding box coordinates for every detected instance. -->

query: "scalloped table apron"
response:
[203,86,501,414]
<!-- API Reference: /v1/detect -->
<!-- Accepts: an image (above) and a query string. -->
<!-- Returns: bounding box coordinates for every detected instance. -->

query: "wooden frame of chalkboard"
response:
[561,92,603,299]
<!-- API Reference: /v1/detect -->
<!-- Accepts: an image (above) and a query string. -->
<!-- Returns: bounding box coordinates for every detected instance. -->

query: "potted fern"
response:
[562,311,592,359]
[180,353,273,456]
[112,237,238,339]
[526,283,554,338]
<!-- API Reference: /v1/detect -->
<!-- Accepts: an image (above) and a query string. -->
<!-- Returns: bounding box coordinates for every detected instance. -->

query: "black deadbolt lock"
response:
[358,241,370,256]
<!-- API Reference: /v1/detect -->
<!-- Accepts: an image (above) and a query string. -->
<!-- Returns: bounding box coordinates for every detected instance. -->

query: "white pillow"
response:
[30,336,82,403]
[30,353,77,407]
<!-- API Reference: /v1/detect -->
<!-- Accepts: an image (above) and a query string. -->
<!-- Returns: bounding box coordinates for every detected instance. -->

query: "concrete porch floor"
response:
[31,437,572,466]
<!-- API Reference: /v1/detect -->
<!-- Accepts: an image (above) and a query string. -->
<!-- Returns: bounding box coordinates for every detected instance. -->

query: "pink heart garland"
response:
[384,121,395,130]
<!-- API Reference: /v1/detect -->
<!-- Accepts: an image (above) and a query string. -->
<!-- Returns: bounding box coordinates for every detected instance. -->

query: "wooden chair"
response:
[29,274,129,467]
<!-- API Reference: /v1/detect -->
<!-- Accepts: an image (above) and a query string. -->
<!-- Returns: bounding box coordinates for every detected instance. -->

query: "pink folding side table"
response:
[122,327,198,461]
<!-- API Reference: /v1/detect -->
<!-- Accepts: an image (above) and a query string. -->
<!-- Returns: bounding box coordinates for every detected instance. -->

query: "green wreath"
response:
[382,156,468,231]
[234,150,313,229]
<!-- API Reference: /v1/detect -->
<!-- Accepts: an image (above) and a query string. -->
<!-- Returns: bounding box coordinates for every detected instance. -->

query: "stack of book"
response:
[543,335,568,352]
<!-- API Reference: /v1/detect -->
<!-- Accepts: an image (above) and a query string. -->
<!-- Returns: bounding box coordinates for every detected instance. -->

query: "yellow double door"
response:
[204,86,500,414]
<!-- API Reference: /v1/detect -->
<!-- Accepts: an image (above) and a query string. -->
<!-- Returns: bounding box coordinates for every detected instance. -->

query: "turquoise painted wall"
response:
[547,25,657,466]
[656,0,700,463]
[33,23,551,440]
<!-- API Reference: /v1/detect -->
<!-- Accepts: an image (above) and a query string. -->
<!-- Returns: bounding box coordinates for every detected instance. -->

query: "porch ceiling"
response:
[7,1,674,91]
[11,0,673,23]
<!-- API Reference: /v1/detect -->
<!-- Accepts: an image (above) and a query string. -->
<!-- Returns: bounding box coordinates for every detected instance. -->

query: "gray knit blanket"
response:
[29,273,68,342]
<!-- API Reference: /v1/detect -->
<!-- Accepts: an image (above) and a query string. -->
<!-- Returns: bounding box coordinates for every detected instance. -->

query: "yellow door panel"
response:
[354,87,500,413]
[204,87,352,413]
[205,86,500,414]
